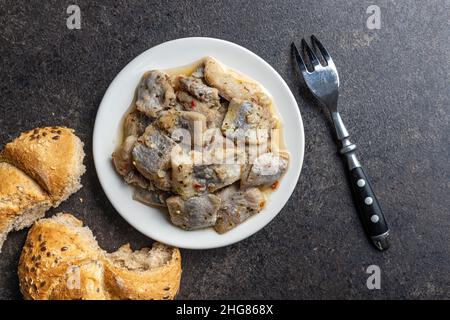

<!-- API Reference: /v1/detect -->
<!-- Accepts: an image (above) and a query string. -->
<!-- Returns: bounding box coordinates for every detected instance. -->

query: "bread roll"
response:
[18,213,182,300]
[0,126,85,252]
[1,127,85,206]
[0,163,52,252]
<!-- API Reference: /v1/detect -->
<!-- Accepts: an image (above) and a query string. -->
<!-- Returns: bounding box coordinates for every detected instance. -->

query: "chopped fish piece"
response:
[166,194,221,230]
[204,56,271,106]
[132,187,169,207]
[245,142,269,164]
[156,109,206,147]
[176,91,225,128]
[178,75,220,103]
[136,70,176,117]
[112,135,137,177]
[123,110,154,137]
[171,147,196,198]
[193,163,241,193]
[124,170,150,189]
[222,98,275,144]
[132,125,176,191]
[191,65,204,79]
[171,139,244,198]
[214,185,265,234]
[241,151,289,188]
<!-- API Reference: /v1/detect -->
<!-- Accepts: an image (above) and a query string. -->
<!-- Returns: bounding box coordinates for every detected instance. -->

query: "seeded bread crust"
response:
[0,126,85,252]
[18,213,182,300]
[1,126,86,206]
[103,243,181,300]
[0,163,52,252]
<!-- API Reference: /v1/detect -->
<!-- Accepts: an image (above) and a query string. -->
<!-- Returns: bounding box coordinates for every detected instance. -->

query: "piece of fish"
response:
[112,135,138,177]
[178,75,220,103]
[156,109,206,147]
[166,194,221,230]
[190,65,204,79]
[113,134,155,190]
[171,137,244,198]
[193,163,241,193]
[214,184,265,234]
[241,151,289,189]
[136,70,176,118]
[203,56,271,107]
[132,187,169,207]
[176,91,226,128]
[132,125,176,191]
[123,110,154,138]
[222,98,275,144]
[245,142,269,164]
[123,170,150,189]
[170,147,196,198]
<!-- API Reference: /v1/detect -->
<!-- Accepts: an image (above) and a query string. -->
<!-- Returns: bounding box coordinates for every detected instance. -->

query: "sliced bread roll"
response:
[0,163,52,252]
[104,243,181,300]
[1,127,85,206]
[18,213,182,300]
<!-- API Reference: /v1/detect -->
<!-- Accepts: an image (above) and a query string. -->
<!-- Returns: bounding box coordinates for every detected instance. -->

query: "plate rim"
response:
[93,37,305,249]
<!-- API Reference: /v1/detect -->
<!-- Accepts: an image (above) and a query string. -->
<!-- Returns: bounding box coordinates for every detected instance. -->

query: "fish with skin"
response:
[136,70,176,117]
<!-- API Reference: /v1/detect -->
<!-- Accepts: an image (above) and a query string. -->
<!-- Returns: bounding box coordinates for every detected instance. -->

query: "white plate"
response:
[93,37,304,249]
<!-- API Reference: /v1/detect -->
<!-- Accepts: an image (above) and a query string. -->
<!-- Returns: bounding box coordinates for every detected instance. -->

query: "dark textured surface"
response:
[0,0,449,299]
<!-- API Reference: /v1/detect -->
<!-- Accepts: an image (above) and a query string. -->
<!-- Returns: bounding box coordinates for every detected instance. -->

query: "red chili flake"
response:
[193,183,203,190]
[191,100,196,108]
[271,181,279,190]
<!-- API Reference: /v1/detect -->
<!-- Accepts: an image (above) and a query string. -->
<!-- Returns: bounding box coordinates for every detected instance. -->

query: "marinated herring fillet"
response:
[112,135,137,177]
[136,70,176,118]
[178,75,220,103]
[214,185,265,234]
[156,110,206,147]
[203,57,271,106]
[132,125,176,191]
[166,194,221,230]
[176,90,226,128]
[133,187,170,207]
[171,142,243,199]
[241,151,289,188]
[222,98,275,144]
[123,110,154,138]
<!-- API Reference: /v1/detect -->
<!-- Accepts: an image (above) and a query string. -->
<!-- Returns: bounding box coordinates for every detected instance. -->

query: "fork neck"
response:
[340,138,361,170]
[331,112,349,140]
[331,112,361,170]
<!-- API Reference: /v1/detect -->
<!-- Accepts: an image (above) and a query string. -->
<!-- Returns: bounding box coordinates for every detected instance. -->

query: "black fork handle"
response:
[332,112,390,251]
[346,164,390,250]
[339,140,390,251]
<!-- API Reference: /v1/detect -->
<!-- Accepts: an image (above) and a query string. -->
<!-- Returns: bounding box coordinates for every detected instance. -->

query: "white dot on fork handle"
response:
[365,197,373,205]
[370,215,379,223]
[357,179,366,187]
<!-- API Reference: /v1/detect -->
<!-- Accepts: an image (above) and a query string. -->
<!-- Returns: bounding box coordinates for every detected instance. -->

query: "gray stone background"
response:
[0,0,449,299]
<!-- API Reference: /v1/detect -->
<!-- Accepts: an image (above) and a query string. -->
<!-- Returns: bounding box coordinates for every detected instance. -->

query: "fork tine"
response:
[301,38,320,69]
[311,35,332,64]
[291,42,308,74]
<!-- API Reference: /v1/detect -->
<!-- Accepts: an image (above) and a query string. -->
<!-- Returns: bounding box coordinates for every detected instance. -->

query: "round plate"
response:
[93,37,304,249]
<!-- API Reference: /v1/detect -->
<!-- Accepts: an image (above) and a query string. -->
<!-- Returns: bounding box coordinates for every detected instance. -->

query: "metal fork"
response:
[292,35,390,251]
